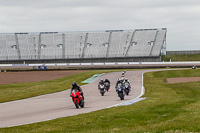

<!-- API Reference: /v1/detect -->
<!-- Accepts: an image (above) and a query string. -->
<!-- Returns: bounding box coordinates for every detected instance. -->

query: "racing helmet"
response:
[72,81,77,87]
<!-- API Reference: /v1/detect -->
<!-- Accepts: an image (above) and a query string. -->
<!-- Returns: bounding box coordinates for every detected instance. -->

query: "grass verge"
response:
[162,54,200,61]
[1,69,200,132]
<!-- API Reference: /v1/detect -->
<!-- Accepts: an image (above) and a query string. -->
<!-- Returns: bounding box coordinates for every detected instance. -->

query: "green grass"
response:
[0,69,126,103]
[1,69,200,132]
[162,54,200,61]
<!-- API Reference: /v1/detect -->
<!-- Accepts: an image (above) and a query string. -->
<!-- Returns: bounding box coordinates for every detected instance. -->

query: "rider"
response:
[70,81,84,100]
[104,78,110,84]
[121,76,125,83]
[115,78,123,90]
[123,78,130,84]
[123,78,131,91]
[122,70,126,76]
[98,79,105,90]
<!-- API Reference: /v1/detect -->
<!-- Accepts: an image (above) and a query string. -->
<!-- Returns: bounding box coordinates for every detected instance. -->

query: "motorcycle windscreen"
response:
[100,85,104,88]
[72,89,78,94]
[125,83,129,87]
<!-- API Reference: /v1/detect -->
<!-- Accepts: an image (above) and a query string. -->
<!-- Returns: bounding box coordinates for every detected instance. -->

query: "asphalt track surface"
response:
[0,70,155,128]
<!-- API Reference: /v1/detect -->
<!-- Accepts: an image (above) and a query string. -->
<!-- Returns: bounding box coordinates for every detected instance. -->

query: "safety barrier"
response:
[0,61,200,67]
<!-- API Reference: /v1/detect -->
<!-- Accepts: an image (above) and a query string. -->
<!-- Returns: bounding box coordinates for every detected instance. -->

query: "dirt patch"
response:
[0,70,86,84]
[167,77,200,84]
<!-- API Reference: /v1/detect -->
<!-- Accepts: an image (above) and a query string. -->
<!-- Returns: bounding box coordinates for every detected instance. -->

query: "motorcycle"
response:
[99,84,105,96]
[104,82,110,91]
[124,82,131,95]
[116,85,125,100]
[70,89,84,109]
[115,82,123,92]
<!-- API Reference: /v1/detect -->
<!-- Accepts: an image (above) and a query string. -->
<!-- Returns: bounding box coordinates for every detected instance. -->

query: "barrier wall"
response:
[0,56,161,64]
[0,61,200,67]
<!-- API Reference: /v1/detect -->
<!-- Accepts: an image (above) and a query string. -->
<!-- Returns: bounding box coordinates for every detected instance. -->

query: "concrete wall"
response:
[0,56,161,64]
[167,50,200,55]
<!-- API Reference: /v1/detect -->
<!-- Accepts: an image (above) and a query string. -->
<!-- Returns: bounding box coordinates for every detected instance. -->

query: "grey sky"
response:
[0,0,200,51]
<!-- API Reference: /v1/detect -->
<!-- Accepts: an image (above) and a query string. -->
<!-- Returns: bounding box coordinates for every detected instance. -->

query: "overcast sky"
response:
[0,0,200,51]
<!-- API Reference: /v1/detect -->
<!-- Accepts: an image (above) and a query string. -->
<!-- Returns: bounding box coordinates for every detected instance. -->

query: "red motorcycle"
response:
[70,89,84,109]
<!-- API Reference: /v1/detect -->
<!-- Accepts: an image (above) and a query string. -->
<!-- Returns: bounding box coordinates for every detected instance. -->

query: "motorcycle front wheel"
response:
[125,89,129,95]
[74,100,79,109]
[119,93,124,100]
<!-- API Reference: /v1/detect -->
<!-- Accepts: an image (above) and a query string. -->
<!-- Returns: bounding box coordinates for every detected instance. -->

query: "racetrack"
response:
[0,70,155,128]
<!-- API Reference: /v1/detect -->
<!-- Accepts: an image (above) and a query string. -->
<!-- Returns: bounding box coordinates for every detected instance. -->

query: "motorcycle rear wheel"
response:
[80,100,84,108]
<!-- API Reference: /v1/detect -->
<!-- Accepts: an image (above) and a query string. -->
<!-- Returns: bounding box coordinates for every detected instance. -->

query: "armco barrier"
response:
[0,62,200,67]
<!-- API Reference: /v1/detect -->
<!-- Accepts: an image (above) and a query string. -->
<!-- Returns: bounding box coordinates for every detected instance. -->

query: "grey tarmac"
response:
[0,70,156,128]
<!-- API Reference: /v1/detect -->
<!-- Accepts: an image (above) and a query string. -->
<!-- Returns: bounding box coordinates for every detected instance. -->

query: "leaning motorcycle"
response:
[104,82,110,91]
[116,85,125,100]
[124,82,131,95]
[99,84,105,96]
[70,89,84,109]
